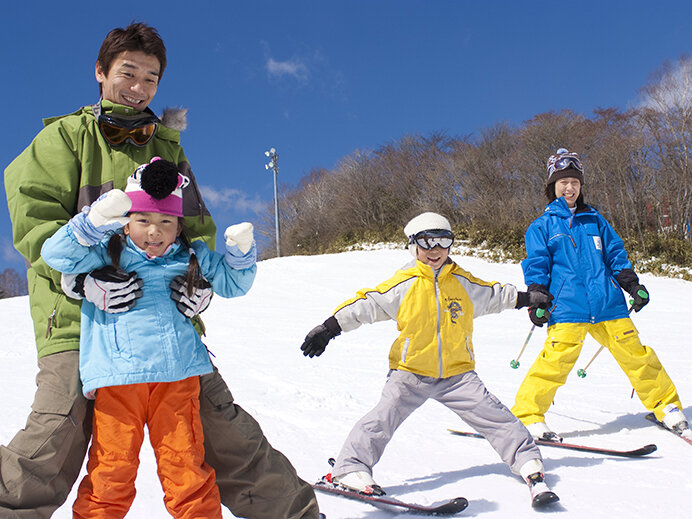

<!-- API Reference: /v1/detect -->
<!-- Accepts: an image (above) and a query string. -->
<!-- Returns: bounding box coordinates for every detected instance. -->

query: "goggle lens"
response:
[98,119,157,146]
[412,231,454,250]
[554,156,583,173]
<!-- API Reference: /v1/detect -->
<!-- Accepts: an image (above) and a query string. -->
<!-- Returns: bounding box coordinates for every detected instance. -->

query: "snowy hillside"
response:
[1,248,691,518]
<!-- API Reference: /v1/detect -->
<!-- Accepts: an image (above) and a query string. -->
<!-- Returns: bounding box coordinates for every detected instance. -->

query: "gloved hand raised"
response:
[67,190,132,246]
[61,265,143,313]
[224,222,257,269]
[170,274,213,318]
[300,316,342,358]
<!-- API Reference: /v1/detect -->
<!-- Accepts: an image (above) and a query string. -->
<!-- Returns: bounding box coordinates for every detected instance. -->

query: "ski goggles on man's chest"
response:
[93,102,159,147]
[409,229,455,250]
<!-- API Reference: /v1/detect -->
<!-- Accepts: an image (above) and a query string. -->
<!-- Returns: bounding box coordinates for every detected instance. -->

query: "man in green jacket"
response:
[3,22,319,519]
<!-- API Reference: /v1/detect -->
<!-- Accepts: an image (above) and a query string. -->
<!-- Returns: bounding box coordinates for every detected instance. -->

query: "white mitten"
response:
[224,222,254,253]
[68,190,132,246]
[224,222,256,269]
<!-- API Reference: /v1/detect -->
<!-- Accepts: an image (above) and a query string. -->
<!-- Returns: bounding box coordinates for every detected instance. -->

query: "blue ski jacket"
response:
[522,197,632,325]
[41,225,256,396]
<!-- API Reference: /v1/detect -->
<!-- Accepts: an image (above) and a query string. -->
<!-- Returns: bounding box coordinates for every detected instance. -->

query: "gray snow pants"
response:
[332,369,541,478]
[0,351,319,519]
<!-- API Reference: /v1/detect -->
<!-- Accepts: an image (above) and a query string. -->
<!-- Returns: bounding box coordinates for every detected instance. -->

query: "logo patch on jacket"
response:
[447,301,463,324]
[593,236,602,250]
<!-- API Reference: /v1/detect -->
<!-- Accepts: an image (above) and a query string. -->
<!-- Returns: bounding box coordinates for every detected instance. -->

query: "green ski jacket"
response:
[5,101,216,357]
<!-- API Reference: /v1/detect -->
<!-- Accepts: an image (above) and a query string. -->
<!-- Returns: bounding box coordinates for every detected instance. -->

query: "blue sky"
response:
[1,0,690,270]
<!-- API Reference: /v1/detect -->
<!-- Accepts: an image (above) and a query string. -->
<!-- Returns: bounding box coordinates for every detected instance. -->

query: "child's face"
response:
[416,244,450,269]
[124,211,182,257]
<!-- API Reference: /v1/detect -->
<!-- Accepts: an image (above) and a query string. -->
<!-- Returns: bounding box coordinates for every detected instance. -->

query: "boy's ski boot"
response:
[332,471,385,496]
[526,472,560,508]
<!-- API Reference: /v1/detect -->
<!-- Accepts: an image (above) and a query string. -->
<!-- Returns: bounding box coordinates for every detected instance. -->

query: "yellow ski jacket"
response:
[333,259,518,378]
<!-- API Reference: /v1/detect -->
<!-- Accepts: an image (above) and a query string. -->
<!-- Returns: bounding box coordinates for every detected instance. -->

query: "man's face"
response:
[96,50,161,110]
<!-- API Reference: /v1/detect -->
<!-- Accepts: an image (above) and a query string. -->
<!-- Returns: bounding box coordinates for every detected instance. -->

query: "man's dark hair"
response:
[96,22,167,86]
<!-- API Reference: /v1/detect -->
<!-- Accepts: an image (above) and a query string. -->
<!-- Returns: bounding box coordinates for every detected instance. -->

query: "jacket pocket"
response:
[8,387,79,459]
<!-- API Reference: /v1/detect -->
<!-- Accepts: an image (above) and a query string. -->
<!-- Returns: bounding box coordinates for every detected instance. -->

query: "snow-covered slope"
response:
[2,249,690,518]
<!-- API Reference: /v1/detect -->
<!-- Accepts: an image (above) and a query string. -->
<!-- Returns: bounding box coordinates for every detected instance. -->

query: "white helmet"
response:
[404,212,452,238]
[404,212,452,257]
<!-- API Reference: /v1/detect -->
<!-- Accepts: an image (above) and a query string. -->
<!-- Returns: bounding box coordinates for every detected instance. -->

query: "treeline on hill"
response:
[259,57,692,277]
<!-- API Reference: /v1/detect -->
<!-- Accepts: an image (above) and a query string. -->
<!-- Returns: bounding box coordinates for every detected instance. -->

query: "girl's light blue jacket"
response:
[522,197,631,325]
[41,225,256,396]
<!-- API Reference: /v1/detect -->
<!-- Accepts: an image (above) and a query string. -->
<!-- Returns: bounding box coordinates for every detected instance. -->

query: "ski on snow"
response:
[447,428,657,457]
[645,413,692,446]
[312,478,468,516]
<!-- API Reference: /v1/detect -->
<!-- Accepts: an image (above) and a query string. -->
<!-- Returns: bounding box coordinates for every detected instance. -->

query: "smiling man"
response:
[3,22,319,519]
[96,50,161,109]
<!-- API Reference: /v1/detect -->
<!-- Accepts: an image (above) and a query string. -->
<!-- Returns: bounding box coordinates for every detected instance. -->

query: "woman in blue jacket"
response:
[511,148,690,442]
[41,158,257,518]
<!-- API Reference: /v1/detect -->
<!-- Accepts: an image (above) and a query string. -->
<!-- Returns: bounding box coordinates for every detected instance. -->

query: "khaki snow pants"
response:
[512,318,683,425]
[0,351,319,519]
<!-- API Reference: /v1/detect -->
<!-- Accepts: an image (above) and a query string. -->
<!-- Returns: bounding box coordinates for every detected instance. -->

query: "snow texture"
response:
[1,248,691,518]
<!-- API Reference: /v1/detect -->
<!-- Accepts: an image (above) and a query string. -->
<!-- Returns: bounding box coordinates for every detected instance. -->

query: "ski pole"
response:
[510,318,540,369]
[577,306,634,378]
[510,282,563,370]
[576,346,604,378]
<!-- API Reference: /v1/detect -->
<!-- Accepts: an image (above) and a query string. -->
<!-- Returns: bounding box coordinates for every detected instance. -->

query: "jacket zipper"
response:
[45,308,57,339]
[435,271,443,378]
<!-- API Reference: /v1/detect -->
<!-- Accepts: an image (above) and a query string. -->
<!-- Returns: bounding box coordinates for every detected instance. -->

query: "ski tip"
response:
[532,491,560,508]
[426,496,469,515]
[641,443,658,454]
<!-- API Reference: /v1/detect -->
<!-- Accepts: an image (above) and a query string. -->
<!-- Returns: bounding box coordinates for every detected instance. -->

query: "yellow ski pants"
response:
[512,318,682,425]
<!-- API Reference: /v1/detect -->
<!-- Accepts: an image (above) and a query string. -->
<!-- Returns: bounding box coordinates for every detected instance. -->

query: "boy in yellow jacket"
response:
[300,212,559,507]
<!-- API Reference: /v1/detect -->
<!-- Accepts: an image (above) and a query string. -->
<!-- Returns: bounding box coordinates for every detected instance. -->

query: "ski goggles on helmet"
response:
[93,102,159,147]
[409,229,455,250]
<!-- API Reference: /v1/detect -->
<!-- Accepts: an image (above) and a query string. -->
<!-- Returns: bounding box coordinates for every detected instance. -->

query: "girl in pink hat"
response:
[41,157,257,519]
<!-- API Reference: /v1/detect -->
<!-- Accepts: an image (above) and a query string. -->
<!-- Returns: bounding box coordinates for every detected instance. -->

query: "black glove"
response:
[616,269,650,312]
[516,283,554,309]
[62,266,143,313]
[300,316,342,358]
[628,284,649,312]
[170,275,213,318]
[529,306,551,327]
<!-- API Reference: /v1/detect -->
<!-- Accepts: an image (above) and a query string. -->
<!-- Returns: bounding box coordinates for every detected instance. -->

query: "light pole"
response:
[264,147,281,257]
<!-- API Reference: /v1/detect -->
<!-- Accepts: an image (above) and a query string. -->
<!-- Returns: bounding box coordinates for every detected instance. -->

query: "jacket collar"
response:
[545,197,595,218]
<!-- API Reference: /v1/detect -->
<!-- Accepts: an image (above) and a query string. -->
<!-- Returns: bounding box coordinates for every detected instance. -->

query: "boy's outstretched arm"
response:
[300,316,342,358]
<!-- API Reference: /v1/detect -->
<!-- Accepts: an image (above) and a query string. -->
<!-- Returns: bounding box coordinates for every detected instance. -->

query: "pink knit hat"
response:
[125,157,189,217]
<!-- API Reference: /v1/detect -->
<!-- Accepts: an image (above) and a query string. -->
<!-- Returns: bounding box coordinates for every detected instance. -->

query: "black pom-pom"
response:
[140,160,179,200]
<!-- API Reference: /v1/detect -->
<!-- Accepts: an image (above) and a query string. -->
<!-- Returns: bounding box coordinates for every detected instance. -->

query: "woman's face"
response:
[554,177,581,208]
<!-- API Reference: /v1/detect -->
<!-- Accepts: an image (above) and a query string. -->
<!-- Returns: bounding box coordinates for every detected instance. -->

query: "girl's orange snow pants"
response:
[72,377,222,519]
